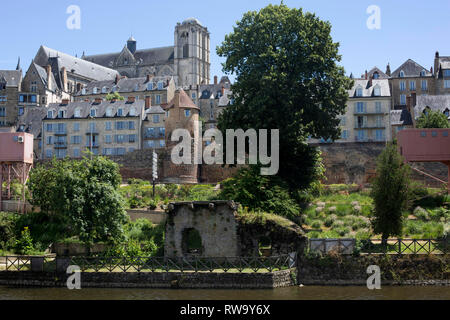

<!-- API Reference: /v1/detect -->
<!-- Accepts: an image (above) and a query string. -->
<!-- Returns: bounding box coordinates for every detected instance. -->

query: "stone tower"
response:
[174,18,210,88]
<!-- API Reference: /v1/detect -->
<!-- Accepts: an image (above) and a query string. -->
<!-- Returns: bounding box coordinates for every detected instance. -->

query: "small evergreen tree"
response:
[371,143,411,244]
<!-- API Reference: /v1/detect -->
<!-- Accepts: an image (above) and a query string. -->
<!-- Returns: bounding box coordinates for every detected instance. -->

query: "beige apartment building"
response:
[42,98,144,159]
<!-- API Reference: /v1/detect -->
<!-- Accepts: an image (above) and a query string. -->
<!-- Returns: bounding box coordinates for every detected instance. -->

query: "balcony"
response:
[54,131,67,136]
[85,131,100,136]
[54,142,67,149]
[354,125,386,129]
[86,142,100,148]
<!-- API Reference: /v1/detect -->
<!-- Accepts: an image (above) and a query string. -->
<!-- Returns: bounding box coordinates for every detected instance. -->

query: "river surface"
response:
[0,286,449,300]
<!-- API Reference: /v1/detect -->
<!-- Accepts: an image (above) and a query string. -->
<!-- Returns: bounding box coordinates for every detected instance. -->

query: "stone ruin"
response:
[164,201,307,258]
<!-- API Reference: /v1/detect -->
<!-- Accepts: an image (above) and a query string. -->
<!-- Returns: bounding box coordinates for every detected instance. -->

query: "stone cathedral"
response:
[82,18,211,88]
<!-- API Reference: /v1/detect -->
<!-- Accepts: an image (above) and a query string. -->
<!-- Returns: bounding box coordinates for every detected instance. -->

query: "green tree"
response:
[105,92,125,101]
[217,4,353,191]
[371,143,411,244]
[416,109,450,128]
[28,155,127,244]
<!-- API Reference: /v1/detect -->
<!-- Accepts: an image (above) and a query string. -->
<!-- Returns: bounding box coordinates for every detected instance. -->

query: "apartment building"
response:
[42,97,144,159]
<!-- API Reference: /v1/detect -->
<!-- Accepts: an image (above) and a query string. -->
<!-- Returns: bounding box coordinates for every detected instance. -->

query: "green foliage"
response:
[217,4,352,191]
[105,91,125,101]
[416,109,450,129]
[371,143,410,241]
[14,227,34,255]
[0,212,18,250]
[220,166,300,220]
[28,155,127,244]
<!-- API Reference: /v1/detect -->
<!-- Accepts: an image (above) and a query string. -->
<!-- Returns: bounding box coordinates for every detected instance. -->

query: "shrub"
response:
[311,220,322,229]
[0,212,17,250]
[324,214,337,228]
[15,227,34,255]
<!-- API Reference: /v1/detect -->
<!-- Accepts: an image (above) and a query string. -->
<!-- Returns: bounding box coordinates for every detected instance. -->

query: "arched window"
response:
[147,82,153,90]
[74,108,82,118]
[47,110,55,119]
[157,81,164,90]
[129,108,136,116]
[356,86,363,97]
[93,87,98,94]
[420,70,426,77]
[102,86,107,94]
[399,70,405,78]
[373,72,380,79]
[373,85,381,96]
[444,108,449,117]
[183,44,189,58]
[106,107,114,117]
[90,108,97,117]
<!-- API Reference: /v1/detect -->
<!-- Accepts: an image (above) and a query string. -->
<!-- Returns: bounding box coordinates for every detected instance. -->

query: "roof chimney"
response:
[95,98,103,104]
[221,86,225,96]
[127,96,136,103]
[214,76,218,85]
[146,74,151,83]
[61,98,69,105]
[436,51,440,58]
[45,65,52,90]
[61,67,68,92]
[386,63,391,76]
[115,74,120,85]
[145,96,151,109]
[365,70,368,80]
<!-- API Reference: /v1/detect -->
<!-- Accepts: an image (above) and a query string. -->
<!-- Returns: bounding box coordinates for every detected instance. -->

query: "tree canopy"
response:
[217,4,352,190]
[28,154,127,243]
[416,109,450,129]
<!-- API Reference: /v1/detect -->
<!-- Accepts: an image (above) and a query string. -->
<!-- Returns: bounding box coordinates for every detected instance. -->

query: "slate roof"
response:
[199,78,232,100]
[34,46,120,81]
[33,63,58,92]
[390,109,413,126]
[75,76,172,96]
[391,59,432,78]
[367,67,390,79]
[46,100,145,119]
[414,95,450,119]
[17,107,47,138]
[84,46,175,69]
[349,79,391,98]
[145,106,166,115]
[0,70,22,87]
[437,56,450,72]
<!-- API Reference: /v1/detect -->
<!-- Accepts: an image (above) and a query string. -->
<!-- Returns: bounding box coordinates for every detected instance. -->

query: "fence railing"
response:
[308,238,449,255]
[1,254,297,273]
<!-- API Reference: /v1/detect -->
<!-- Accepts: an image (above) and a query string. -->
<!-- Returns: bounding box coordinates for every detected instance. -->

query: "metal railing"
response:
[1,254,297,273]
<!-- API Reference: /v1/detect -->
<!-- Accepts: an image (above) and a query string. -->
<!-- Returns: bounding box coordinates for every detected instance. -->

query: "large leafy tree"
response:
[371,144,411,244]
[28,155,127,243]
[217,4,353,190]
[416,109,450,129]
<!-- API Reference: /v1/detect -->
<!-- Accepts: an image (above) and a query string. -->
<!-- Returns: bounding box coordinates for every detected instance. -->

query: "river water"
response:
[0,286,449,300]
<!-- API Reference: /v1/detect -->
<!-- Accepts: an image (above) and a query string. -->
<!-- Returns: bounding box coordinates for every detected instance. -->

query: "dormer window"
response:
[117,108,124,117]
[47,110,54,118]
[356,86,363,97]
[129,108,136,116]
[134,84,139,91]
[157,81,164,90]
[102,87,107,94]
[74,108,82,118]
[93,87,98,94]
[420,70,426,77]
[58,110,66,118]
[444,109,449,117]
[90,109,97,117]
[373,85,381,96]
[81,88,86,95]
[399,70,405,78]
[373,72,379,79]
[147,83,153,90]
[424,107,431,116]
[112,86,118,93]
[106,107,114,117]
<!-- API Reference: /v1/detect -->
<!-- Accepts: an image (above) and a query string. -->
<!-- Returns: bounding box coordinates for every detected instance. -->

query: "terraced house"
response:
[41,97,144,159]
[0,67,22,127]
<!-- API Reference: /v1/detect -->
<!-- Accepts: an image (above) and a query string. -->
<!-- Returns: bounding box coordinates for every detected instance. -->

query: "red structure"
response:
[0,132,34,213]
[398,129,450,193]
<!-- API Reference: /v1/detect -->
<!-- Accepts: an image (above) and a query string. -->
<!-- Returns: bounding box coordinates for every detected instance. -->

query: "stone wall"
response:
[317,142,448,186]
[165,201,240,258]
[298,253,449,286]
[0,269,295,289]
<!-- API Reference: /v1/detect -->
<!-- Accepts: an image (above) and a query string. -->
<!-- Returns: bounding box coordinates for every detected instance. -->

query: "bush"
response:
[15,227,34,255]
[0,212,17,250]
[324,214,337,228]
[219,166,300,220]
[311,220,322,229]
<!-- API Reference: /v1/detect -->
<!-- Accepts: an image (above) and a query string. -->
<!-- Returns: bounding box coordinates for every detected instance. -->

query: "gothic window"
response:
[183,44,189,58]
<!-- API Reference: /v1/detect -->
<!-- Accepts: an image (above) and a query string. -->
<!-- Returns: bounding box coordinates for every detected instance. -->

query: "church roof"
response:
[83,46,175,69]
[34,46,120,81]
[32,63,58,92]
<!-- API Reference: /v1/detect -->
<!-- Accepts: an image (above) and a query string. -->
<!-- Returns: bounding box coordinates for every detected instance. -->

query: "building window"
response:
[58,110,65,118]
[399,81,406,91]
[444,70,450,77]
[74,108,82,118]
[373,86,381,96]
[0,107,6,117]
[128,121,135,130]
[90,109,96,117]
[102,87,107,94]
[117,108,124,117]
[356,102,365,113]
[400,94,406,105]
[185,110,191,117]
[183,44,189,58]
[128,134,136,143]
[444,109,449,117]
[156,95,161,105]
[356,87,363,97]
[0,96,7,103]
[444,80,450,89]
[357,130,367,141]
[153,115,160,123]
[421,80,428,91]
[105,121,112,131]
[73,123,80,132]
[147,83,153,90]
[375,130,384,141]
[73,149,80,158]
[373,72,379,79]
[93,87,98,94]
[420,70,426,77]
[47,110,54,118]
[157,81,164,90]
[399,70,405,78]
[105,135,112,144]
[341,130,348,140]
[115,135,125,143]
[46,149,53,158]
[129,108,136,116]
[375,102,382,113]
[409,81,416,91]
[340,117,346,126]
[106,108,114,117]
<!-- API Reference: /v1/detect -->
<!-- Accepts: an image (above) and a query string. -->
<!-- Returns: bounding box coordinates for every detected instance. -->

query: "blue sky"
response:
[1,0,450,80]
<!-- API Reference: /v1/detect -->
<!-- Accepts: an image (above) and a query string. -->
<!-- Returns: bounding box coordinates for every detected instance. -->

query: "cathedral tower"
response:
[174,18,210,87]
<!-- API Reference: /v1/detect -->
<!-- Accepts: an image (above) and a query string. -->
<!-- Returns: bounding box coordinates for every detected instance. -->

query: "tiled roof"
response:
[84,46,175,69]
[0,70,22,87]
[414,95,450,119]
[349,79,391,98]
[75,76,172,96]
[46,100,144,119]
[166,89,199,110]
[34,46,120,81]
[390,109,413,126]
[367,67,390,79]
[391,59,432,78]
